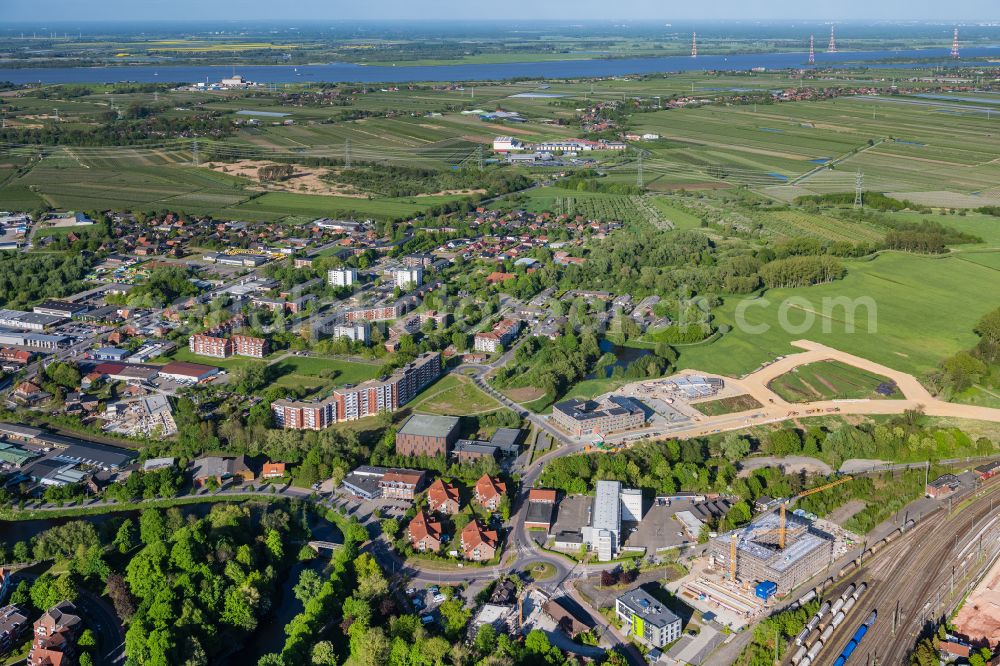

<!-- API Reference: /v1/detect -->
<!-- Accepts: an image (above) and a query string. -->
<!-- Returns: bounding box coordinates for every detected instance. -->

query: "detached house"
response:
[408,511,443,553]
[427,478,461,515]
[461,520,498,561]
[474,474,507,511]
[191,455,255,487]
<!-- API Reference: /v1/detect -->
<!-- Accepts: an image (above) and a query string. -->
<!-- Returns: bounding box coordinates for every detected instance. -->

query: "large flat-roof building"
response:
[552,395,646,438]
[583,480,623,561]
[615,587,682,648]
[0,309,65,331]
[395,413,461,457]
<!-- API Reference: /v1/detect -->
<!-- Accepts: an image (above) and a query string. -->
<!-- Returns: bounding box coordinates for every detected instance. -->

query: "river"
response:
[1,46,998,85]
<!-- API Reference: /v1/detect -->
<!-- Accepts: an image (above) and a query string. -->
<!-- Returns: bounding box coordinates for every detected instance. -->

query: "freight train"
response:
[832,610,877,666]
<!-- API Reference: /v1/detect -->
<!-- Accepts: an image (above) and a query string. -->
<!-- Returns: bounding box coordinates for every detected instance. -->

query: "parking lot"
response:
[622,502,691,552]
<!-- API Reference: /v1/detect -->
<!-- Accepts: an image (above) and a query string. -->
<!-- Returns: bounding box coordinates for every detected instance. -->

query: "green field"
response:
[676,250,998,378]
[769,360,901,402]
[269,355,379,385]
[407,374,502,415]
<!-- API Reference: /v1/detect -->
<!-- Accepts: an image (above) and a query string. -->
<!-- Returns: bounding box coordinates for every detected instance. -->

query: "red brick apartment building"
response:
[189,312,268,359]
[380,469,426,500]
[28,602,81,666]
[232,334,268,358]
[272,352,441,430]
[189,334,231,358]
[474,318,521,353]
[408,511,443,553]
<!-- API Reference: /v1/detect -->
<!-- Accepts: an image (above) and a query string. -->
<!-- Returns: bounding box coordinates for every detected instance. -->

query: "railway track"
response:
[809,481,1000,665]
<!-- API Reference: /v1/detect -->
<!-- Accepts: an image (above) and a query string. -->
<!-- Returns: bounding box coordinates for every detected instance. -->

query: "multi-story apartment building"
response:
[188,314,267,359]
[232,334,268,358]
[380,468,426,500]
[394,267,423,288]
[331,322,370,344]
[328,267,358,287]
[28,602,82,666]
[271,352,441,429]
[0,604,28,655]
[408,511,443,552]
[189,333,268,358]
[345,303,404,322]
[474,318,520,353]
[340,466,427,501]
[189,334,231,358]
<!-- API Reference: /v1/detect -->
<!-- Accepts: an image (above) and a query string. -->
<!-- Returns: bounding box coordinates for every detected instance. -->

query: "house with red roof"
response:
[408,511,443,553]
[427,478,461,515]
[474,474,507,512]
[461,520,498,561]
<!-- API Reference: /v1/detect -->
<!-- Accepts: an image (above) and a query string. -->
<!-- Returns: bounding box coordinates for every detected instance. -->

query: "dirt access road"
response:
[644,340,1000,442]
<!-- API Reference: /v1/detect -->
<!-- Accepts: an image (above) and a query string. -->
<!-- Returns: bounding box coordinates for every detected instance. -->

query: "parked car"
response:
[433,594,446,604]
[420,614,434,625]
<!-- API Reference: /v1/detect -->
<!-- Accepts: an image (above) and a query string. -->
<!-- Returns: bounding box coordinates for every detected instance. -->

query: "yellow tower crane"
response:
[729,475,854,582]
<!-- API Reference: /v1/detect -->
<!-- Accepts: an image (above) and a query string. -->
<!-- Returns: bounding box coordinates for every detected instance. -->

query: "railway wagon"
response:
[832,610,878,666]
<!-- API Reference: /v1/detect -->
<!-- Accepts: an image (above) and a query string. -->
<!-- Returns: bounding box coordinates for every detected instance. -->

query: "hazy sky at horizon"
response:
[3,0,997,22]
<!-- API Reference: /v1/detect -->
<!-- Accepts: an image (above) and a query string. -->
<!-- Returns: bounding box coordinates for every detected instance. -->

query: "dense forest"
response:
[0,104,233,146]
[322,164,533,198]
[122,502,306,664]
[0,252,94,308]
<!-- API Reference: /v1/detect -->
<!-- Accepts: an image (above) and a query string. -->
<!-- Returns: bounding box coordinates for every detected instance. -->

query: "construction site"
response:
[709,511,835,594]
[674,478,857,628]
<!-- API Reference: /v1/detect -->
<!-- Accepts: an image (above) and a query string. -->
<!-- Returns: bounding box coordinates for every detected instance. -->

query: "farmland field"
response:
[693,394,764,415]
[0,153,474,221]
[629,97,1000,203]
[676,250,1000,379]
[505,187,648,224]
[768,360,901,402]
